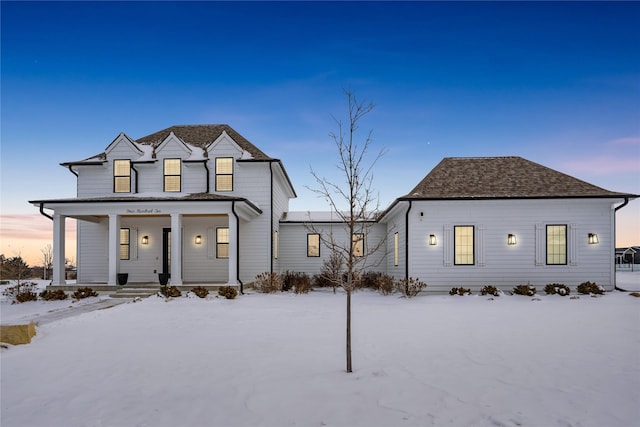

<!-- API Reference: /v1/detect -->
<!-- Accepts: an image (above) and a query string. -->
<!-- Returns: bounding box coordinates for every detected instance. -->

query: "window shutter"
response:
[477,224,485,267]
[443,226,452,267]
[130,228,138,260]
[207,228,215,259]
[535,224,544,266]
[569,223,578,266]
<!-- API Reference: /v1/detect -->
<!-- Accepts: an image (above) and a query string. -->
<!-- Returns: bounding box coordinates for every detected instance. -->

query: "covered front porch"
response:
[32,196,262,290]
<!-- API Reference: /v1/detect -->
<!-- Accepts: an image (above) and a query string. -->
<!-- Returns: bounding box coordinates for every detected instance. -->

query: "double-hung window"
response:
[454,226,474,265]
[164,159,181,192]
[307,233,320,257]
[352,233,364,257]
[546,225,567,265]
[216,157,233,191]
[119,228,130,260]
[113,160,131,193]
[216,227,229,259]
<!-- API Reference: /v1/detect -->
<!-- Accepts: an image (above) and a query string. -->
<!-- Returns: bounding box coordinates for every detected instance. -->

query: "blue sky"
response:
[1,1,639,264]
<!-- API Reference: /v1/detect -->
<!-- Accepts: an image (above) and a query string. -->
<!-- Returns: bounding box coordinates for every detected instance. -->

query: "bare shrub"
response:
[282,271,312,293]
[253,272,283,293]
[577,281,604,295]
[160,285,181,298]
[544,283,571,296]
[191,286,209,298]
[218,286,238,299]
[513,284,536,296]
[449,287,472,296]
[480,285,501,296]
[2,282,39,304]
[396,277,426,298]
[378,275,395,296]
[40,289,68,301]
[72,287,98,299]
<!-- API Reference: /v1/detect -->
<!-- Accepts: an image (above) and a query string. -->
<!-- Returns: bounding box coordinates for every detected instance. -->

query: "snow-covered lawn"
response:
[1,274,639,427]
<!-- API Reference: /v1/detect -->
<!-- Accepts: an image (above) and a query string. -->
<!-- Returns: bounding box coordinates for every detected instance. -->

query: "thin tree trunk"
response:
[346,288,352,373]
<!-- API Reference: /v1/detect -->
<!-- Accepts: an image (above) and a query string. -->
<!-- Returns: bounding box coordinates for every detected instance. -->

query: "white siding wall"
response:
[77,219,108,283]
[234,162,272,283]
[407,199,617,292]
[180,216,229,283]
[279,222,387,276]
[383,203,408,280]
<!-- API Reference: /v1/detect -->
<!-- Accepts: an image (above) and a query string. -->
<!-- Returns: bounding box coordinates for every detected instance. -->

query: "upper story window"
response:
[216,227,229,259]
[352,233,364,257]
[216,157,233,192]
[454,225,474,265]
[119,228,130,260]
[164,159,181,192]
[113,160,131,193]
[307,233,320,257]
[546,224,567,265]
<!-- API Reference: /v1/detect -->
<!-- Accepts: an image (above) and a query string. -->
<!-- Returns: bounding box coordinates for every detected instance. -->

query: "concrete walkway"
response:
[14,298,131,326]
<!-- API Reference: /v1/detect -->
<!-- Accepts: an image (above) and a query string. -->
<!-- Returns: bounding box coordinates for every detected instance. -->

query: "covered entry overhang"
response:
[29,193,262,287]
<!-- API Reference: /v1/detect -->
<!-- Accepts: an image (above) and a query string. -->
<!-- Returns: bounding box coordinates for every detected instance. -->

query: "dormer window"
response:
[215,157,233,192]
[113,160,131,193]
[164,159,181,192]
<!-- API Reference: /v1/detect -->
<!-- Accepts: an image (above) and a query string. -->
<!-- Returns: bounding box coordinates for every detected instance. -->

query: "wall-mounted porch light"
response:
[141,235,149,245]
[507,234,517,245]
[588,233,599,244]
[195,235,202,245]
[428,234,437,246]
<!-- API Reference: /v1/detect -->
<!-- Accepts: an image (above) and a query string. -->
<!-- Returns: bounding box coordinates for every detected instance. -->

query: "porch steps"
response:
[109,284,160,299]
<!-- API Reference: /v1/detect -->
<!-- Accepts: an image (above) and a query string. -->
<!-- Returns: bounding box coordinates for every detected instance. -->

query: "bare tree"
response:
[41,244,53,280]
[308,90,387,373]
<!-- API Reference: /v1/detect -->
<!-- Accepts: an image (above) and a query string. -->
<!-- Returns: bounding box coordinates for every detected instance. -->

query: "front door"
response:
[162,228,171,277]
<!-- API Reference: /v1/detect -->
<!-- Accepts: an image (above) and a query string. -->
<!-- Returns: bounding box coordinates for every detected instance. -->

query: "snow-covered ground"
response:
[1,273,639,427]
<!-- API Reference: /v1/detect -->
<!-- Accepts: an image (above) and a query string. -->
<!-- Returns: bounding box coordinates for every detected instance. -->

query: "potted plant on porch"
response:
[158,273,169,286]
[117,273,128,286]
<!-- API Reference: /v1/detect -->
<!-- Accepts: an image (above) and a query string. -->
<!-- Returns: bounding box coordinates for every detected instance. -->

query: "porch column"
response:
[52,214,66,285]
[170,214,183,285]
[108,214,121,285]
[228,213,238,285]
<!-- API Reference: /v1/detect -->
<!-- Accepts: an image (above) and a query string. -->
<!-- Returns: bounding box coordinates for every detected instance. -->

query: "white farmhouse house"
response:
[31,125,636,292]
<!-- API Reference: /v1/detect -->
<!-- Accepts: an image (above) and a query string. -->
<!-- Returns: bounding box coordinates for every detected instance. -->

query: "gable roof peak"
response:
[135,124,273,160]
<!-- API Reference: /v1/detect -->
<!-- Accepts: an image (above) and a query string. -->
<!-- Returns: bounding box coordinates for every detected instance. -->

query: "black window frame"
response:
[546,224,568,265]
[454,225,475,266]
[113,159,131,193]
[215,157,234,192]
[163,158,181,192]
[352,233,365,258]
[119,228,130,260]
[307,233,321,257]
[216,227,229,259]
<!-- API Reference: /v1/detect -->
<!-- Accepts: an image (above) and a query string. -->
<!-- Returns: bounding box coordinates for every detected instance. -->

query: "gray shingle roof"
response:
[402,156,634,200]
[136,124,273,160]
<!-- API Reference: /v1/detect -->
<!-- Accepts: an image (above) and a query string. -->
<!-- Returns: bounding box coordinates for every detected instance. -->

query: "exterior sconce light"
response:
[428,234,437,245]
[588,233,599,244]
[141,236,149,245]
[195,235,202,245]
[507,234,517,245]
